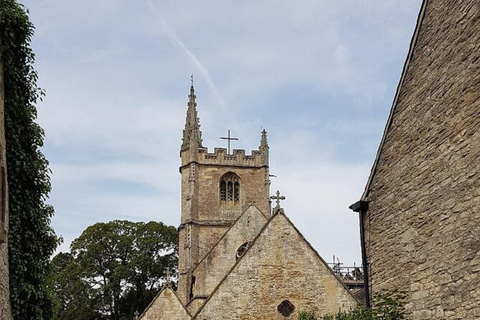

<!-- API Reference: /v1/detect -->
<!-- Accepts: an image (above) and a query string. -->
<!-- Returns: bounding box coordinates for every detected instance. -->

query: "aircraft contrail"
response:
[147,0,225,109]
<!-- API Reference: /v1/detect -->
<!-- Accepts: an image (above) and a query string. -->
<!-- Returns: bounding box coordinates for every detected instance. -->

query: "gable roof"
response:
[362,0,429,199]
[190,204,268,274]
[193,211,358,319]
[186,205,268,312]
[139,285,191,320]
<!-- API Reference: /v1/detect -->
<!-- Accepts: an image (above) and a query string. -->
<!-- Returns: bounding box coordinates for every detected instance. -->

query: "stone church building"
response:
[352,0,480,319]
[138,84,358,319]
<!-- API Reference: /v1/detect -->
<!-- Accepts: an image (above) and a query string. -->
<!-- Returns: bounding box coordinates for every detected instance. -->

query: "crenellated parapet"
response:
[177,81,271,305]
[181,146,267,168]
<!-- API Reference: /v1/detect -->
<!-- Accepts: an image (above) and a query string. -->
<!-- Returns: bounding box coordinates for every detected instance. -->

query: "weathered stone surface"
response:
[139,287,191,320]
[193,212,358,320]
[362,1,480,319]
[177,85,270,304]
[0,62,12,320]
[188,205,268,314]
[143,84,358,319]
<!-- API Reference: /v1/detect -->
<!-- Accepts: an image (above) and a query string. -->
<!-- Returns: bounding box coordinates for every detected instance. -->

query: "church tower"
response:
[177,82,271,304]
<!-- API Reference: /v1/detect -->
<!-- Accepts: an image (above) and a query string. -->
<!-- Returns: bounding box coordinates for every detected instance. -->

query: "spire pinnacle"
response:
[181,76,202,151]
[259,128,269,166]
[260,129,268,149]
[188,74,196,106]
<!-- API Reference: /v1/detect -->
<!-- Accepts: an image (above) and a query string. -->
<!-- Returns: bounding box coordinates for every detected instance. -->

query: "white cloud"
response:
[22,0,423,266]
[270,162,371,266]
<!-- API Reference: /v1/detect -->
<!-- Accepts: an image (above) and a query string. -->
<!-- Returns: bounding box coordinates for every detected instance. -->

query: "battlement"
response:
[181,146,267,168]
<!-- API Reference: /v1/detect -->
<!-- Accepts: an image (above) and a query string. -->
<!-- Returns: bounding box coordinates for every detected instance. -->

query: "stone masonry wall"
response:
[139,287,191,320]
[188,206,268,315]
[364,1,480,319]
[0,62,12,320]
[193,213,357,320]
[178,161,270,305]
[191,165,270,224]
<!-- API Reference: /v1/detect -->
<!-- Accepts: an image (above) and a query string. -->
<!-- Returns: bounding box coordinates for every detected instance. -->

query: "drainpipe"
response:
[349,200,370,309]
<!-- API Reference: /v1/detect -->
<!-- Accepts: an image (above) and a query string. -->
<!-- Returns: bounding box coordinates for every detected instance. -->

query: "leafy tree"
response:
[48,220,178,320]
[47,253,99,320]
[1,1,60,318]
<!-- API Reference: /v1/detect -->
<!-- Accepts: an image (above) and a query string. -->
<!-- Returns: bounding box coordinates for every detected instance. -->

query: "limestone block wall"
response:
[183,165,270,224]
[188,206,268,314]
[178,164,269,271]
[139,287,191,320]
[178,224,229,304]
[186,298,205,316]
[193,213,357,320]
[0,62,12,320]
[363,1,480,319]
[178,161,270,304]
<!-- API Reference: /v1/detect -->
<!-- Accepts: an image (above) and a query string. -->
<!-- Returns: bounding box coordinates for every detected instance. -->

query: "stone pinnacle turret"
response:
[259,129,269,165]
[260,129,268,150]
[181,75,203,152]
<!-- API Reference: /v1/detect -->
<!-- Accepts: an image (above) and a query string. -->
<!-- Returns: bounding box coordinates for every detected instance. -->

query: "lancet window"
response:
[220,172,240,205]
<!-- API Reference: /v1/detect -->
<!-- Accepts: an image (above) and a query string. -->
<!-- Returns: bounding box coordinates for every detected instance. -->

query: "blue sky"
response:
[22,0,422,266]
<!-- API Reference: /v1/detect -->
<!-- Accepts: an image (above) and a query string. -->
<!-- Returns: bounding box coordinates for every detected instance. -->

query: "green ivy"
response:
[299,289,407,320]
[0,1,60,319]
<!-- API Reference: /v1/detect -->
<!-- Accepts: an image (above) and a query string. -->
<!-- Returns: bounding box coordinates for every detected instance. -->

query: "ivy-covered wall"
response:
[0,1,59,319]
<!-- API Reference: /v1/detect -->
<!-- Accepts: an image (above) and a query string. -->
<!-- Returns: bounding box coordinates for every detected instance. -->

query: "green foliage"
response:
[323,307,373,320]
[299,310,317,320]
[299,289,407,320]
[300,307,373,320]
[371,289,407,320]
[48,220,178,320]
[1,0,60,318]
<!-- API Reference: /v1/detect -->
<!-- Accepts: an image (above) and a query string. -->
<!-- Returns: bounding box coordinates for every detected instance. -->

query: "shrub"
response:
[298,289,407,320]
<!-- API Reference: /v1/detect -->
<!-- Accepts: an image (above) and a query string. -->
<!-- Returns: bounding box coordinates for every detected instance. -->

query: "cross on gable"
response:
[220,129,239,154]
[165,268,171,282]
[270,190,285,209]
[163,267,171,288]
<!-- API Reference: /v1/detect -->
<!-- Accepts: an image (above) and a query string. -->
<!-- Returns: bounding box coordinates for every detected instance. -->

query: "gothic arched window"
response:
[220,172,240,205]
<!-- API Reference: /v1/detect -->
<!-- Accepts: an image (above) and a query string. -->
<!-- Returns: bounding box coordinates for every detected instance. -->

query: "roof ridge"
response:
[362,0,429,200]
[190,204,267,274]
[192,210,357,318]
[139,285,192,319]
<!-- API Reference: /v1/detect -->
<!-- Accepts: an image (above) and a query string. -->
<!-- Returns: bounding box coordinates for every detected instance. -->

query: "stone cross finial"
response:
[134,310,139,320]
[163,267,171,288]
[165,268,171,282]
[220,129,239,154]
[270,190,285,209]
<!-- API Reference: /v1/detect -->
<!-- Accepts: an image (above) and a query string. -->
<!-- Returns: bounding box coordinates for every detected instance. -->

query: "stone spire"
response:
[181,76,203,152]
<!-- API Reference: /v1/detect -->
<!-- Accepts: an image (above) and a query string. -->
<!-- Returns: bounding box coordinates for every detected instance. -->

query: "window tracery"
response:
[236,241,251,260]
[220,173,240,205]
[277,300,295,317]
